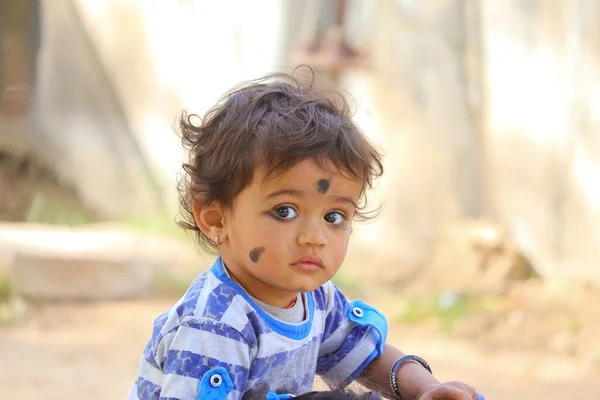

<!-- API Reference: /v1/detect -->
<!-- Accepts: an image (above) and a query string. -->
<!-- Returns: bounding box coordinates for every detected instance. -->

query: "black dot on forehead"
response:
[249,247,265,263]
[316,178,331,194]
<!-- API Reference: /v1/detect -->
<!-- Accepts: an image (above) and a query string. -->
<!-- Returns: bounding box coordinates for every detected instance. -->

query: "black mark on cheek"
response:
[249,247,265,263]
[316,178,331,194]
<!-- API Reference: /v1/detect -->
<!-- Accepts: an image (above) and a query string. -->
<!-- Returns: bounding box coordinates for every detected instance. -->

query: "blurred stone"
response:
[0,222,202,302]
[418,220,535,294]
[12,249,151,301]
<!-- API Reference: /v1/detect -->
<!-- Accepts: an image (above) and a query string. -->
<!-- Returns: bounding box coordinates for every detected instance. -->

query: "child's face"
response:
[220,159,362,306]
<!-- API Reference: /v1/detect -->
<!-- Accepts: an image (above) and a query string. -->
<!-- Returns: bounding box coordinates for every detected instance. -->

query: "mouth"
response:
[292,255,324,272]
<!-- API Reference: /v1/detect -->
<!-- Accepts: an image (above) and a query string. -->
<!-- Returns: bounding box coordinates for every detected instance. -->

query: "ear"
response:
[192,200,226,243]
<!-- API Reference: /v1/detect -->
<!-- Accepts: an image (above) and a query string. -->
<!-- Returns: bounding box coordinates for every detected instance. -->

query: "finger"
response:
[421,385,471,400]
[444,381,478,400]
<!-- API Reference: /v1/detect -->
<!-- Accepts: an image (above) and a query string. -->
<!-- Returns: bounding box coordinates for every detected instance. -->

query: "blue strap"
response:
[197,367,233,400]
[347,299,388,355]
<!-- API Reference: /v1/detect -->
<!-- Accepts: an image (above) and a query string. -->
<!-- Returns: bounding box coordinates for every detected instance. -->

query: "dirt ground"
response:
[1,292,599,400]
[1,223,599,400]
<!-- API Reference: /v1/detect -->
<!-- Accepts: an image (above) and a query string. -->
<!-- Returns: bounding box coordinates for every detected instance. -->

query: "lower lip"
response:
[292,262,323,272]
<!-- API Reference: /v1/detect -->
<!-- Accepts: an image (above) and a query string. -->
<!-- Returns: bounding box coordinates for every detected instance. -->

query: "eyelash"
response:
[269,205,348,226]
[270,205,297,221]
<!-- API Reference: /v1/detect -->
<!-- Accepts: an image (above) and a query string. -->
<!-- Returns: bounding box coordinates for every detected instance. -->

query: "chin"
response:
[292,280,326,293]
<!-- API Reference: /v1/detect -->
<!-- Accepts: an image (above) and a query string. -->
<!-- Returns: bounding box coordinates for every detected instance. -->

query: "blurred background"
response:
[1,0,600,399]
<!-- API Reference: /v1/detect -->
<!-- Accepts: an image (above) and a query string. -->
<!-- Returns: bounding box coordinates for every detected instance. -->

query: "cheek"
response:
[253,223,285,242]
[329,229,352,257]
[245,222,293,257]
[339,235,351,255]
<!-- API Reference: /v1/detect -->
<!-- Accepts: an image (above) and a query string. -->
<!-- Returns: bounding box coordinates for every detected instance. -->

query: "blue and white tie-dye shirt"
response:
[128,257,387,400]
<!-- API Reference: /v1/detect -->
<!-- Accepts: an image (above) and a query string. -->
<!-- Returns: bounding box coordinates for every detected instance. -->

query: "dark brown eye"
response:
[324,212,345,225]
[274,206,297,220]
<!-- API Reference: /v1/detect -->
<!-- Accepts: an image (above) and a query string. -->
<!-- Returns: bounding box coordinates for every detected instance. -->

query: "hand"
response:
[417,381,484,400]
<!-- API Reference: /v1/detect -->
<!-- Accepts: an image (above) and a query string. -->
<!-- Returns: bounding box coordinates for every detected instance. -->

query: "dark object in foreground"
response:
[267,389,382,400]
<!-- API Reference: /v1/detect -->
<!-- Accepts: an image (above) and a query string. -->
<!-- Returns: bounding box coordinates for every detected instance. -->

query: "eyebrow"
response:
[265,189,358,208]
[265,189,304,199]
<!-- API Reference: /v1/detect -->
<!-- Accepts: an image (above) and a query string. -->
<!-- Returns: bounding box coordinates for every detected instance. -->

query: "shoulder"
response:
[313,280,349,313]
[148,266,256,349]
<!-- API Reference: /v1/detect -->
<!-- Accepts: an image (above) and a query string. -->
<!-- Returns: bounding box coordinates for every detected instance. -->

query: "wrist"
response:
[390,355,438,399]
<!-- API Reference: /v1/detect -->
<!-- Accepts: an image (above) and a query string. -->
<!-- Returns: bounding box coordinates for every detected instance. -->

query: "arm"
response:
[132,317,252,400]
[315,284,478,400]
[358,344,479,400]
[357,344,438,399]
[316,285,391,388]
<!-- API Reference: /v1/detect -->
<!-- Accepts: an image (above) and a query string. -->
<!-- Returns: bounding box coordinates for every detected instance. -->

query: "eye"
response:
[273,205,298,220]
[324,211,346,225]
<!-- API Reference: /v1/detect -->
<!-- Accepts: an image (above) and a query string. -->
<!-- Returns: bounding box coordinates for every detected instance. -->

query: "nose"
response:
[297,218,327,248]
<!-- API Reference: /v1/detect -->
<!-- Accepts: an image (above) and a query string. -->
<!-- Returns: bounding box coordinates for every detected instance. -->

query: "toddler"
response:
[128,72,482,400]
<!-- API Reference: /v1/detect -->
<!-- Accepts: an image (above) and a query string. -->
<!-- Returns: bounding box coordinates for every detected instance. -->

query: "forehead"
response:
[256,159,363,194]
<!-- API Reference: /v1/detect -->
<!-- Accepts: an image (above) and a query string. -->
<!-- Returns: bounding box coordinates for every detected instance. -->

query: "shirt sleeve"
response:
[128,316,252,400]
[315,282,388,388]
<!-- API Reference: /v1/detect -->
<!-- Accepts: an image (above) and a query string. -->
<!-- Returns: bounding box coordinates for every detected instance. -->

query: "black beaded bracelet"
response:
[389,355,433,399]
